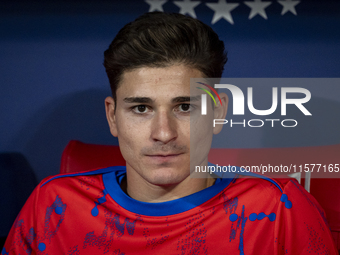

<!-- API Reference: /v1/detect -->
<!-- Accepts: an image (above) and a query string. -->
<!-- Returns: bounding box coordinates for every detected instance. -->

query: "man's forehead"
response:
[116,64,204,100]
[121,66,199,84]
[117,88,192,103]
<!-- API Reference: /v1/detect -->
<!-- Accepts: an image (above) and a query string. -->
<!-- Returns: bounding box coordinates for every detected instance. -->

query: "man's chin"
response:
[145,167,190,186]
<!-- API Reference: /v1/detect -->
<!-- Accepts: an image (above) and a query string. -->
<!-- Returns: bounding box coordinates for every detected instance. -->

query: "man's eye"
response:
[178,104,192,112]
[133,105,149,113]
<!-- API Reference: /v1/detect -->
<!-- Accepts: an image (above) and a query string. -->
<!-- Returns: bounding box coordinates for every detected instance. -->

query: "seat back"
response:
[60,140,125,174]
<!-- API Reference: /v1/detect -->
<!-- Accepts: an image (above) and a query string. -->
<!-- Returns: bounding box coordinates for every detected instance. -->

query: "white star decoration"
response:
[174,0,201,18]
[144,0,300,24]
[206,0,239,25]
[244,0,272,19]
[145,0,167,12]
[278,0,300,15]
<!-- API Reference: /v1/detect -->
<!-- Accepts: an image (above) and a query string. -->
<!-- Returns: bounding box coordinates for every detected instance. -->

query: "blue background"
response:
[1,0,340,182]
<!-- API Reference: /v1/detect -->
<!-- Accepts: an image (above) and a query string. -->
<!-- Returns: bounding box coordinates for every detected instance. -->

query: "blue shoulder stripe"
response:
[239,171,283,193]
[40,166,125,187]
[211,165,283,193]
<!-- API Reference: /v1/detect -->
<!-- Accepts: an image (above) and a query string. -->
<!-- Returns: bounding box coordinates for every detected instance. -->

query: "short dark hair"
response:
[103,12,227,103]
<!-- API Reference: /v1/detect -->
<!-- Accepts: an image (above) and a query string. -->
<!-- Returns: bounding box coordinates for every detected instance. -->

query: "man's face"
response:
[105,64,220,186]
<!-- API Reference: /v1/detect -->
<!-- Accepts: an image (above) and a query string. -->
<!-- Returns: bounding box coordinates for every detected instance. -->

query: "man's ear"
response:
[105,96,118,137]
[213,92,228,135]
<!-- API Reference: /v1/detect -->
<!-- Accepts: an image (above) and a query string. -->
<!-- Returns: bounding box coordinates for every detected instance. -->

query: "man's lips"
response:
[145,153,184,163]
[147,153,183,157]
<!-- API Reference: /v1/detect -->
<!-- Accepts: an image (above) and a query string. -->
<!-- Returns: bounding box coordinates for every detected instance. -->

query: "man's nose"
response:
[151,110,178,143]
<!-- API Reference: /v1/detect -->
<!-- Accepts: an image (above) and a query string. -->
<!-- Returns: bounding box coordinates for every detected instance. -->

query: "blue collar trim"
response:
[103,166,235,216]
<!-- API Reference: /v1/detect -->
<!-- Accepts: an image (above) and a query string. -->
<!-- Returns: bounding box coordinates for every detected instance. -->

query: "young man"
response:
[3,12,337,254]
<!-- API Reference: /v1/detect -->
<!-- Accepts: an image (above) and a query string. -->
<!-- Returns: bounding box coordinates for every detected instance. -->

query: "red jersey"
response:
[3,166,337,254]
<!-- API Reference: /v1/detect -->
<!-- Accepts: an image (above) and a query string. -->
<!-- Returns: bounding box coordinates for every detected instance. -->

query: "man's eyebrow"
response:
[123,97,154,104]
[172,96,201,103]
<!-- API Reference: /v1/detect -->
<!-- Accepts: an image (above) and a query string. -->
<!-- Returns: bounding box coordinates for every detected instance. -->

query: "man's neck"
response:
[121,170,215,203]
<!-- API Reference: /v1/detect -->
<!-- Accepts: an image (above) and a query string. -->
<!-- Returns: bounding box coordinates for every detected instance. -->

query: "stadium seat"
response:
[60,140,125,174]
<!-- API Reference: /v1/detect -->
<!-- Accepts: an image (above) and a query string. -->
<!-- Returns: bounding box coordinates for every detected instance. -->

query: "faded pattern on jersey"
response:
[2,167,337,254]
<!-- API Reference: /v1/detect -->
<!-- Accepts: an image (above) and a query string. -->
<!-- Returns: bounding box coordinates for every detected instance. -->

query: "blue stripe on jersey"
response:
[40,166,126,187]
[103,167,236,216]
[241,172,283,193]
[210,164,283,193]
